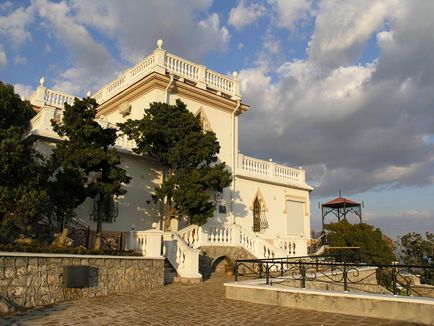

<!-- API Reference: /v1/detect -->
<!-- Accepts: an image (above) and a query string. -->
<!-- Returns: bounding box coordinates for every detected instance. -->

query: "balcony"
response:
[236,154,312,189]
[92,40,241,105]
[25,107,136,151]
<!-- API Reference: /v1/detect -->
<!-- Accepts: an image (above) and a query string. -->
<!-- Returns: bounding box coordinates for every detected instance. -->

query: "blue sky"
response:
[1,0,433,238]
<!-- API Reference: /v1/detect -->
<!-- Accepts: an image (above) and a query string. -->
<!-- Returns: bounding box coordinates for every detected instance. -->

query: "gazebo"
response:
[321,192,362,230]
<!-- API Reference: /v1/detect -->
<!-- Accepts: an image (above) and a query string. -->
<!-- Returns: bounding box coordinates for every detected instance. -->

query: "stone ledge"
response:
[225,281,434,325]
[0,251,164,260]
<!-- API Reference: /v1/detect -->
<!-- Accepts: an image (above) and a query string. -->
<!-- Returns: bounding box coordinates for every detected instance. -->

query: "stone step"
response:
[164,259,177,285]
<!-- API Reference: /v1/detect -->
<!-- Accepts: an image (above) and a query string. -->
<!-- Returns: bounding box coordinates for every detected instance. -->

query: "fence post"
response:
[265,262,270,285]
[258,262,263,279]
[392,264,398,296]
[280,260,284,277]
[234,262,238,283]
[300,263,306,289]
[343,262,348,292]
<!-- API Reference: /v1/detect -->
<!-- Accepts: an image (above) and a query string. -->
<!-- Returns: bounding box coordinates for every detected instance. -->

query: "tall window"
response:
[253,197,261,232]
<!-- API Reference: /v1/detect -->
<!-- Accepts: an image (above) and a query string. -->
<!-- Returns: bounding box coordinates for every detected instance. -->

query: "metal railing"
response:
[234,255,434,297]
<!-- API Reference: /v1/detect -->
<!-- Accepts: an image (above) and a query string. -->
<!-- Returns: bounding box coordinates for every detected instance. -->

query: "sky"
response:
[1,0,433,239]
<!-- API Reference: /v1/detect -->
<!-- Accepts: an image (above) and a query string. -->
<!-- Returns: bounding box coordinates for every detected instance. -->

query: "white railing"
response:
[239,227,283,259]
[178,224,202,249]
[165,53,199,80]
[26,106,63,137]
[44,89,75,108]
[163,232,202,280]
[25,107,136,152]
[29,86,75,110]
[128,229,163,257]
[237,154,309,187]
[92,42,241,105]
[177,223,304,259]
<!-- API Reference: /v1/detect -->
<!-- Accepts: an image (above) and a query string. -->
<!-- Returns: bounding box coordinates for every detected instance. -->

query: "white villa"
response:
[25,40,313,281]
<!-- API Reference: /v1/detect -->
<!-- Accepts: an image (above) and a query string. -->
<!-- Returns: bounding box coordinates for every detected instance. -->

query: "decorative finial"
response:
[86,90,91,97]
[157,39,163,49]
[151,222,157,229]
[299,166,303,170]
[269,158,273,162]
[232,71,238,79]
[39,77,45,87]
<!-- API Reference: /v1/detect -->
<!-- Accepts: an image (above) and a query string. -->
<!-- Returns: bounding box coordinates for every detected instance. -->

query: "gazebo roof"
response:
[323,196,360,208]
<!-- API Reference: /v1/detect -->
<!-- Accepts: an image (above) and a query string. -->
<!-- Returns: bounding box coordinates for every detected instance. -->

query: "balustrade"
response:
[44,89,75,108]
[237,154,308,187]
[92,41,240,104]
[163,232,201,280]
[128,229,163,257]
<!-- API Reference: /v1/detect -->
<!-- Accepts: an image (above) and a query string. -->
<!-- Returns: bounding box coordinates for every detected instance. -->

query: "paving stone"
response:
[0,273,421,326]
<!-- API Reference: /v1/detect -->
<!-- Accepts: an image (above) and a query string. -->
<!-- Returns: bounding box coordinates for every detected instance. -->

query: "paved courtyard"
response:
[0,274,421,326]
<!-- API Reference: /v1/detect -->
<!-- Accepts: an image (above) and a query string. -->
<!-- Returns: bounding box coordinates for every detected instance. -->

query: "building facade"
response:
[25,40,313,262]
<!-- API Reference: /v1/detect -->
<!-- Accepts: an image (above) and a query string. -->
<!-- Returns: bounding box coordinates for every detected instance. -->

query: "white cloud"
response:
[13,83,34,99]
[70,0,229,64]
[0,4,34,48]
[238,1,434,198]
[270,0,314,30]
[228,0,266,30]
[363,209,434,238]
[0,45,6,68]
[308,0,398,68]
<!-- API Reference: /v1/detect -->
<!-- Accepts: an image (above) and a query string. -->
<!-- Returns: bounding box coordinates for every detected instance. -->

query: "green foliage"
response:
[51,97,130,232]
[325,220,396,264]
[398,232,433,265]
[0,82,51,243]
[0,81,34,131]
[0,243,141,256]
[119,100,231,226]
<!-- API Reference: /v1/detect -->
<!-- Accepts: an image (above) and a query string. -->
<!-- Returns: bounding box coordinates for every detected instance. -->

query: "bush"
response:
[0,243,142,256]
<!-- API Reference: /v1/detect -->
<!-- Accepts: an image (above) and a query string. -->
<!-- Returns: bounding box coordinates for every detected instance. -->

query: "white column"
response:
[127,230,137,251]
[227,224,241,246]
[182,249,202,278]
[142,229,163,257]
[197,65,207,90]
[153,47,166,75]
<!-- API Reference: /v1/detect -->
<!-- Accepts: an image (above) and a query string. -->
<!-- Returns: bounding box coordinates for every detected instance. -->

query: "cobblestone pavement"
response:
[0,274,421,326]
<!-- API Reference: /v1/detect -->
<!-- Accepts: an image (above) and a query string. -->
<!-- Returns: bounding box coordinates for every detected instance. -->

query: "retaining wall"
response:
[0,252,164,312]
[225,280,434,325]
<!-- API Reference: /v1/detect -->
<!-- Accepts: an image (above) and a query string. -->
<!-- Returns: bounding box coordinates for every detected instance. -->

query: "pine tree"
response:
[52,97,130,248]
[119,99,231,230]
[0,82,50,243]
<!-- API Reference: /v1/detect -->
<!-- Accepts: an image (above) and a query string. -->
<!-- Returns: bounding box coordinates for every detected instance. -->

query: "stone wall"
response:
[199,246,256,279]
[0,252,164,312]
[226,281,434,325]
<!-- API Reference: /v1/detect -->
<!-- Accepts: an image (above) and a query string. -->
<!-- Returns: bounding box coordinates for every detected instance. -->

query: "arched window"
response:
[196,107,212,132]
[251,188,269,233]
[253,197,261,232]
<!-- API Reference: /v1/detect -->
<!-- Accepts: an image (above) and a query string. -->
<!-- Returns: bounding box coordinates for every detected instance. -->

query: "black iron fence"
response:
[234,255,434,297]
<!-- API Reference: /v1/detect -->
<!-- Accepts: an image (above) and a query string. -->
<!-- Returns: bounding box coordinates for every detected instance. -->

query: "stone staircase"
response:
[129,223,308,284]
[164,259,177,285]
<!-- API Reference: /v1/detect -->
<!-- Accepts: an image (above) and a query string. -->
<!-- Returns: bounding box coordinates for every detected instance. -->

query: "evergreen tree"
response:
[325,219,396,264]
[52,97,130,248]
[0,82,50,243]
[398,232,433,265]
[119,100,231,230]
